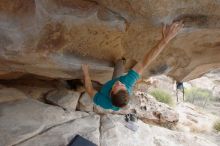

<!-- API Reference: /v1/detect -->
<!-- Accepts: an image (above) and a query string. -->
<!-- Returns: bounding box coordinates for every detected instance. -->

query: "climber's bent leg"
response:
[112,58,126,79]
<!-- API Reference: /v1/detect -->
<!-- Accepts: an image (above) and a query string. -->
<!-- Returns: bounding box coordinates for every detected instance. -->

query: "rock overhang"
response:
[0,0,220,82]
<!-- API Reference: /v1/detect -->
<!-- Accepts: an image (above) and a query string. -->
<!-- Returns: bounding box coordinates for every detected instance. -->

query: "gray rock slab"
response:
[17,114,100,146]
[101,114,217,146]
[0,99,88,146]
[46,89,80,111]
[78,92,94,112]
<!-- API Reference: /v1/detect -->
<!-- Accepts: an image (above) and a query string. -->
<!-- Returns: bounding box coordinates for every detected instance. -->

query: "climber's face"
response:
[111,81,127,94]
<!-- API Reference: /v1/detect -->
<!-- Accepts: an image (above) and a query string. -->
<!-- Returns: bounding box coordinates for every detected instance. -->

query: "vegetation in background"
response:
[213,120,220,132]
[185,87,214,107]
[150,88,173,106]
[212,96,220,102]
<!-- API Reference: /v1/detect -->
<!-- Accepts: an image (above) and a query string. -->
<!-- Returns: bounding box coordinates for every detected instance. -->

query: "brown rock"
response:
[0,0,220,82]
[0,87,27,103]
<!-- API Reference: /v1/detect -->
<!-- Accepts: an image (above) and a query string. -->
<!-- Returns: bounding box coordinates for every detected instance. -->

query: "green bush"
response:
[150,88,173,106]
[185,87,213,107]
[213,120,220,132]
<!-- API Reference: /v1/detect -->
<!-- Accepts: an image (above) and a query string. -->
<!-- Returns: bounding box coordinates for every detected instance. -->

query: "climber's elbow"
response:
[85,87,96,99]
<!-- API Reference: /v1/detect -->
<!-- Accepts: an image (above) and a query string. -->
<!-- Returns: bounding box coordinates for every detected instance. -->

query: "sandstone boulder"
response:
[133,91,179,125]
[1,0,220,82]
[0,87,27,103]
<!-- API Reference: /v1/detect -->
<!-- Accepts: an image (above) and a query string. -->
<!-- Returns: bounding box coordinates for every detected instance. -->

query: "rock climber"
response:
[82,21,184,111]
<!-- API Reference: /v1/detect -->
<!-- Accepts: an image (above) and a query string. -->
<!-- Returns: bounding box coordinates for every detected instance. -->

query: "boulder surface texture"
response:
[0,0,220,82]
[0,98,88,146]
[0,84,218,146]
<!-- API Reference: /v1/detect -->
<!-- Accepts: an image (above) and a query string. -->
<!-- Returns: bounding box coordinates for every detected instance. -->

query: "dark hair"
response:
[111,90,129,108]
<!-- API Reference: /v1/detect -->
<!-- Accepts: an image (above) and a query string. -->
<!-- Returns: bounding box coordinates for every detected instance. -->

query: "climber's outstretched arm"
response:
[132,21,184,75]
[82,64,97,99]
